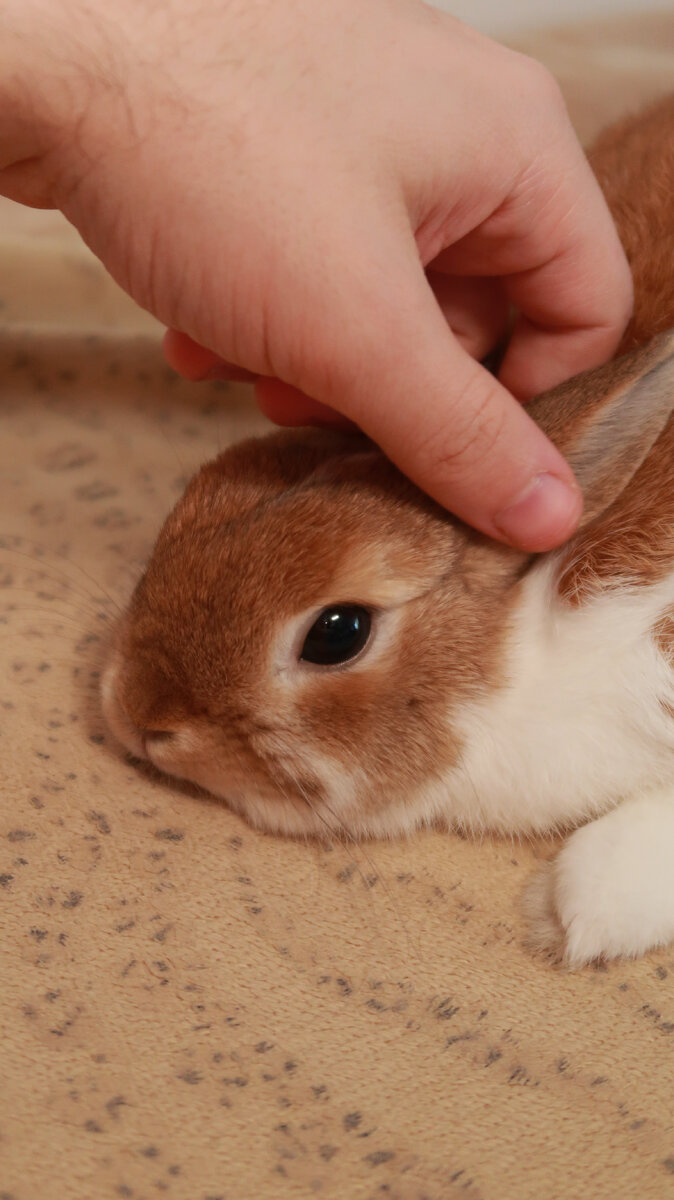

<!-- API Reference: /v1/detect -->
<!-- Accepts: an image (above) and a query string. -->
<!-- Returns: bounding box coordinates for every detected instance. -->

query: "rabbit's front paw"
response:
[524,797,674,967]
[523,850,616,967]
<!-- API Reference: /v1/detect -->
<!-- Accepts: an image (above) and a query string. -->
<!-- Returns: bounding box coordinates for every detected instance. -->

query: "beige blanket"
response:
[2,15,674,1200]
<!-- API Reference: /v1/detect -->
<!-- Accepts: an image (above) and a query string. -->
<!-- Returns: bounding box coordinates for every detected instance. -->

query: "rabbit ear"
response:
[527,329,674,528]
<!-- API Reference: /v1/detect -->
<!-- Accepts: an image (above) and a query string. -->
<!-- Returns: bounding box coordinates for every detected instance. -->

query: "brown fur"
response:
[557,95,674,600]
[591,96,674,354]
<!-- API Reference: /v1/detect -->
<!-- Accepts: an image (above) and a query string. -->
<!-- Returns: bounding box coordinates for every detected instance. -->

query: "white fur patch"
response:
[447,560,674,834]
[363,561,674,841]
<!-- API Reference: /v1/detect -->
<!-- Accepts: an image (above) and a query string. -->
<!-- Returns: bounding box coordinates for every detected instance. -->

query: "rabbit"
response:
[101,95,674,967]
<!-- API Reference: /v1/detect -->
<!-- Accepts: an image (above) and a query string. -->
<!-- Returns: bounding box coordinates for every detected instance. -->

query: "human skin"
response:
[0,0,632,549]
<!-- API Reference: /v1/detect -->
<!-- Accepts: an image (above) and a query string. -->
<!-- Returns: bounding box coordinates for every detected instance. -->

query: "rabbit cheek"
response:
[293,663,452,819]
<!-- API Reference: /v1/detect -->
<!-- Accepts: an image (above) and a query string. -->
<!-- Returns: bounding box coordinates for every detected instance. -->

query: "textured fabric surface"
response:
[2,16,674,1200]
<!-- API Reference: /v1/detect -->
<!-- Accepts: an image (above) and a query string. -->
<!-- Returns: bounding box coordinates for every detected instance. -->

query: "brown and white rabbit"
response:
[102,96,674,966]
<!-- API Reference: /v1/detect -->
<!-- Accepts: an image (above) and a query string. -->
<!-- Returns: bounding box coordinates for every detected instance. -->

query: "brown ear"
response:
[527,329,674,528]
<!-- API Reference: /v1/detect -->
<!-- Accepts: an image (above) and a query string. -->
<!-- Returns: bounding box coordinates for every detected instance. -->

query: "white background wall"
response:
[434,0,674,36]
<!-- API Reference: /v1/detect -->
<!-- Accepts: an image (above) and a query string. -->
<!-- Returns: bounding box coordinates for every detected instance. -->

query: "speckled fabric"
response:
[2,17,674,1200]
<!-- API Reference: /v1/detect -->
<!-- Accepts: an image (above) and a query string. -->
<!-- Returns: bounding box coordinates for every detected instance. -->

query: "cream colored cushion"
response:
[2,15,674,1199]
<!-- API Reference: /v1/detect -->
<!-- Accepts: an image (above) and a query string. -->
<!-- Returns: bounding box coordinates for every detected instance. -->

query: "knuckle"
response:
[412,374,509,484]
[515,54,566,113]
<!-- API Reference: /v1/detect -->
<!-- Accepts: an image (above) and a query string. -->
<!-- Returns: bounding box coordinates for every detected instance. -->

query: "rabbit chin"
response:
[135,739,429,841]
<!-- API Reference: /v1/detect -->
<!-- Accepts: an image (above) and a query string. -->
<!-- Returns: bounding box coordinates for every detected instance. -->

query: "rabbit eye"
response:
[300,606,372,666]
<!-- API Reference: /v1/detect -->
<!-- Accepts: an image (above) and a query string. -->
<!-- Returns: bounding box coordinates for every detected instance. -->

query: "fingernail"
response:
[494,473,583,551]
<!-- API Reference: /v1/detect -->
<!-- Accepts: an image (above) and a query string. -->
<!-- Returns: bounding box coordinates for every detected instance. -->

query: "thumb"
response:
[299,254,583,553]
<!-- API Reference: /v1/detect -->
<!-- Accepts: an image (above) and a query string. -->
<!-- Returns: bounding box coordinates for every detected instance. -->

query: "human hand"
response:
[0,0,632,549]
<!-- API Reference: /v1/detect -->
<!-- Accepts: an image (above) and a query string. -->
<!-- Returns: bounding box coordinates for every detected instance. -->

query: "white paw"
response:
[524,804,674,967]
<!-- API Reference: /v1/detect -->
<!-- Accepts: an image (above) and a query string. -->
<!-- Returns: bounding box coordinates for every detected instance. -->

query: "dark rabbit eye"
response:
[300,606,372,666]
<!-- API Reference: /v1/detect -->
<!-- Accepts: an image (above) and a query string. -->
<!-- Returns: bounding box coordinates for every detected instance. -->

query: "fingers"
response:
[164,228,583,551]
[299,244,583,552]
[426,273,509,362]
[351,352,583,552]
[162,329,257,383]
[164,272,510,424]
[255,379,356,428]
[431,95,633,399]
[497,152,633,398]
